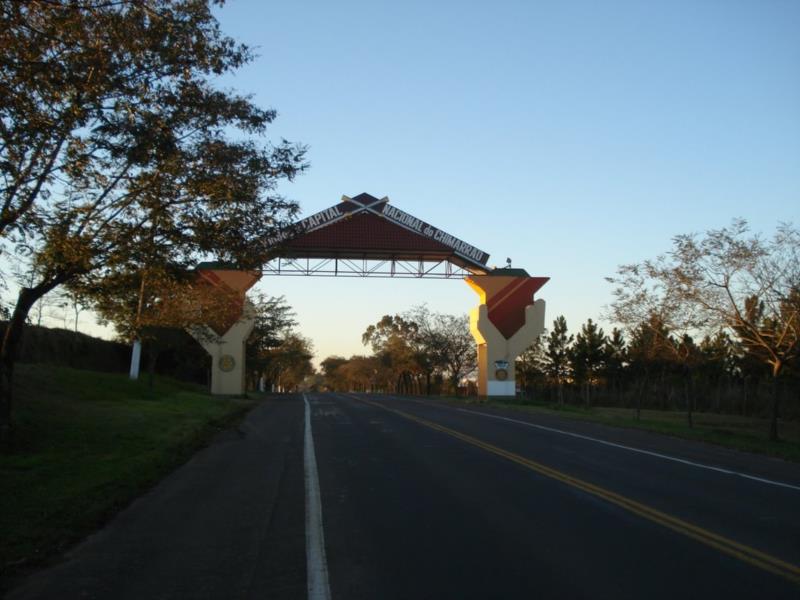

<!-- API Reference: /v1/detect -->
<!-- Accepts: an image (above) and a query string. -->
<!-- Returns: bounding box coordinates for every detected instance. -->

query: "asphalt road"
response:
[8,393,800,599]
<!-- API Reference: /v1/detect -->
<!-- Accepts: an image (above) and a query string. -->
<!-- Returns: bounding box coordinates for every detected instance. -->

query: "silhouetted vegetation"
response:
[320,306,476,396]
[516,314,799,426]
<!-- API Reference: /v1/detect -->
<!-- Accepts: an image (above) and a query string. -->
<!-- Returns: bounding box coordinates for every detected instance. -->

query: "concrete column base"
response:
[470,300,546,398]
[188,300,256,396]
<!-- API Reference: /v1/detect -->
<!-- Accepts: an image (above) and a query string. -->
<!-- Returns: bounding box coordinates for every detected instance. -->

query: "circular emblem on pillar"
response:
[219,354,236,372]
[495,368,509,381]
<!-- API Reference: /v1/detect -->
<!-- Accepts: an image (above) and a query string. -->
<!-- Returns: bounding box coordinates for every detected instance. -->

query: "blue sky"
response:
[207,0,800,363]
[22,1,796,362]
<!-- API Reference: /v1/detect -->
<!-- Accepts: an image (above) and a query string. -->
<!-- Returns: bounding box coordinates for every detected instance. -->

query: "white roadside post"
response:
[129,340,142,379]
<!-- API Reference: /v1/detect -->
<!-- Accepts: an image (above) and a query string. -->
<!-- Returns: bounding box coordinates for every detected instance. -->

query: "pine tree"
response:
[570,319,607,407]
[544,316,573,406]
[603,328,628,404]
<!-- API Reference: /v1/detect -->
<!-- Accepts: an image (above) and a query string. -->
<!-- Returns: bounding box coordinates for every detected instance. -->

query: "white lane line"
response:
[449,406,800,492]
[304,394,332,600]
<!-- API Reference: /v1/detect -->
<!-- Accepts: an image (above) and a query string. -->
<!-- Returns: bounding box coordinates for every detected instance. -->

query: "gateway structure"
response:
[190,193,548,397]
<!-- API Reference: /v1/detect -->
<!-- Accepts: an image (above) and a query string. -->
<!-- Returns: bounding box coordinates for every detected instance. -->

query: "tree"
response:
[73,262,251,387]
[603,328,627,404]
[320,356,348,392]
[407,306,476,395]
[624,313,674,420]
[246,294,298,390]
[362,315,422,393]
[516,335,546,399]
[332,355,385,393]
[262,334,314,392]
[544,316,573,406]
[0,1,307,439]
[570,318,606,407]
[609,220,799,439]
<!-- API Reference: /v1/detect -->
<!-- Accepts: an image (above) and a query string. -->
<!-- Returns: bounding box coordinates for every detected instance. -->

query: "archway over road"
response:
[191,193,549,397]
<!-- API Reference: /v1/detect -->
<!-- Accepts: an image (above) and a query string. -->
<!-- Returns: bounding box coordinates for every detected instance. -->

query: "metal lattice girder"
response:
[261,257,474,279]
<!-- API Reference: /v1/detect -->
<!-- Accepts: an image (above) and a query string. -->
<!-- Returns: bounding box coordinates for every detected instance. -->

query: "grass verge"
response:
[434,396,800,463]
[0,364,255,588]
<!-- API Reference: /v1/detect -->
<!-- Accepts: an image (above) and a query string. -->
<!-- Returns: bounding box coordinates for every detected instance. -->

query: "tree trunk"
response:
[1,280,65,443]
[769,366,781,442]
[636,373,648,421]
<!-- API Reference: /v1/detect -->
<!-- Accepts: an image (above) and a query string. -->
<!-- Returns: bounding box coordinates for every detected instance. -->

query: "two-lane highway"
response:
[311,393,799,599]
[8,392,800,599]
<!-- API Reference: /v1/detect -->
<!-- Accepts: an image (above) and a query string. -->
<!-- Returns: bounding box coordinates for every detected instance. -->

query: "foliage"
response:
[544,316,573,405]
[608,220,799,439]
[408,306,475,393]
[515,336,546,396]
[320,306,476,395]
[256,333,314,392]
[570,318,605,406]
[362,314,424,393]
[0,0,307,436]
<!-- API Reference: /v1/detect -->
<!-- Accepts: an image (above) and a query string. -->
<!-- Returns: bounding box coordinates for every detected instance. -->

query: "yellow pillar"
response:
[466,271,548,398]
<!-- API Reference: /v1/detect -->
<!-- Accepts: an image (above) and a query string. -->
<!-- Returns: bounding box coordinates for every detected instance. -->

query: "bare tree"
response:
[608,220,799,440]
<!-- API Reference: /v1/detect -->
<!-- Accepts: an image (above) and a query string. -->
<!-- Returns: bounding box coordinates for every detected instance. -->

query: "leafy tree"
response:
[320,356,348,392]
[337,355,385,393]
[609,220,799,439]
[544,316,573,406]
[262,333,314,392]
[407,306,475,395]
[72,261,256,386]
[516,335,546,399]
[362,315,422,393]
[79,264,231,338]
[246,294,299,389]
[0,1,307,438]
[247,294,297,356]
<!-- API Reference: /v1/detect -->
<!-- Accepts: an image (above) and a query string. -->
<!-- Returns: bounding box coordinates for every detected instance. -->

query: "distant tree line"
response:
[517,314,798,423]
[319,306,476,396]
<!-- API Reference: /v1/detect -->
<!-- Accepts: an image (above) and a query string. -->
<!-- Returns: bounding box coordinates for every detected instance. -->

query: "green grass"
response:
[0,364,255,586]
[436,396,800,463]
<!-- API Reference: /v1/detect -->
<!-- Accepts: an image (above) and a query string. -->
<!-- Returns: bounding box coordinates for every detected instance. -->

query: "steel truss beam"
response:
[261,257,474,278]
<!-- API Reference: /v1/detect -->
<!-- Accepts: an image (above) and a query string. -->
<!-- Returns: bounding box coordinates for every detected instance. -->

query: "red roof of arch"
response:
[268,193,491,272]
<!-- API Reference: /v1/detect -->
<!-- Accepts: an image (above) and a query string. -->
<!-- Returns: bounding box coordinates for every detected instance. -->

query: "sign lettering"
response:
[381,204,489,265]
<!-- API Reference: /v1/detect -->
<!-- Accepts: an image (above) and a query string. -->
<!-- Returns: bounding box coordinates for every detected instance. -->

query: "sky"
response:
[18,0,800,365]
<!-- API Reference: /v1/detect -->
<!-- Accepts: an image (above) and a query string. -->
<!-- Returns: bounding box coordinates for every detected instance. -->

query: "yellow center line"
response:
[349,395,800,586]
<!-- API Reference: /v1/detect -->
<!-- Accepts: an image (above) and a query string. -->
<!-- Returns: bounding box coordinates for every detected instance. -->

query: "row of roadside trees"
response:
[518,314,798,422]
[521,220,799,441]
[319,220,798,443]
[320,306,476,396]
